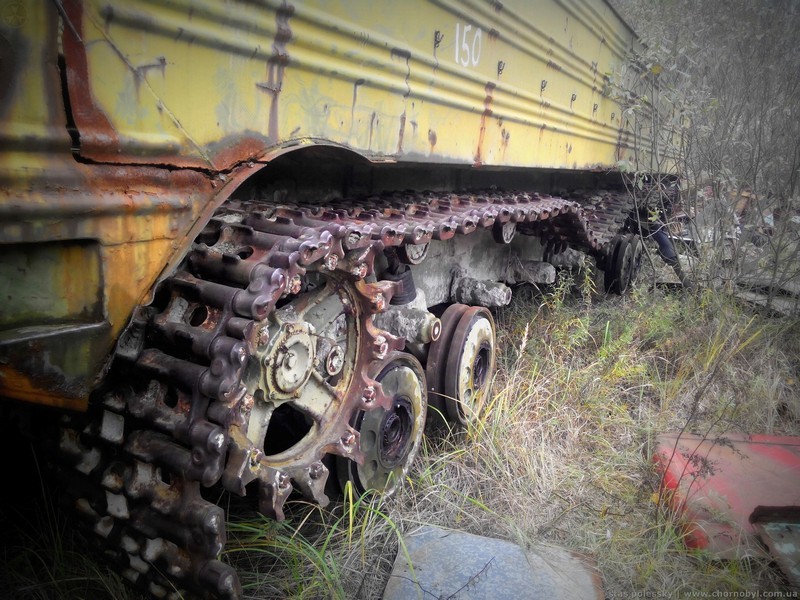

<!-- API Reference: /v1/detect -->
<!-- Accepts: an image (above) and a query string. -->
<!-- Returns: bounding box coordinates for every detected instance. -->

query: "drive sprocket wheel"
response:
[228,272,365,517]
[337,351,427,495]
[444,306,496,425]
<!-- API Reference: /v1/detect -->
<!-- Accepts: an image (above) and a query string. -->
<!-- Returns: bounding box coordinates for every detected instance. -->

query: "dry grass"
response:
[231,269,800,599]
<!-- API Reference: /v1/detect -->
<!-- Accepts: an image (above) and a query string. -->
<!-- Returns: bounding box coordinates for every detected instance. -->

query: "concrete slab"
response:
[734,290,800,316]
[382,525,603,600]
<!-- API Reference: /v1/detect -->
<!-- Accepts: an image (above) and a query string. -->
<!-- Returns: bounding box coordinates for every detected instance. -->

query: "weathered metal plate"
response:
[653,432,800,559]
[751,508,800,587]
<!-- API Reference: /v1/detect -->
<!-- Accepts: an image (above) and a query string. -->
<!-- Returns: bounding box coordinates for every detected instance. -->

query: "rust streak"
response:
[260,1,295,143]
[546,60,562,72]
[433,30,444,74]
[474,82,496,166]
[390,48,412,154]
[351,78,365,130]
[368,112,376,150]
[397,110,407,154]
[390,48,411,98]
[500,128,510,162]
[62,0,120,156]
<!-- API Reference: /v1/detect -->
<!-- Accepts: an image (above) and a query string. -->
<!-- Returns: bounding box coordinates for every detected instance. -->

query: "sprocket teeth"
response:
[258,468,293,521]
[290,462,330,507]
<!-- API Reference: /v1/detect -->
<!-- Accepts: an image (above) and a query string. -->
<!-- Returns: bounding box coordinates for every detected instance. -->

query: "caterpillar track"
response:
[55,187,636,599]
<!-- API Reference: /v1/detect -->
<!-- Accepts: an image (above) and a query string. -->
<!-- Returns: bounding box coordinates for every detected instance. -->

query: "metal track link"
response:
[55,187,634,598]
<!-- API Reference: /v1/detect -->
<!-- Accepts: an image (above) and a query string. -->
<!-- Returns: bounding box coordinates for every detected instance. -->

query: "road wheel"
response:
[444,307,496,426]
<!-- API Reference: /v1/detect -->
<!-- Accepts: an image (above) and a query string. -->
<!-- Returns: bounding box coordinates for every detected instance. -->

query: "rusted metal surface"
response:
[425,303,470,428]
[0,164,228,408]
[336,351,427,495]
[602,233,643,293]
[0,0,273,405]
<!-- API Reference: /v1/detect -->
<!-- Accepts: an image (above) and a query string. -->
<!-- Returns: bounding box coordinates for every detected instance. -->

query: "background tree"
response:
[611,0,800,306]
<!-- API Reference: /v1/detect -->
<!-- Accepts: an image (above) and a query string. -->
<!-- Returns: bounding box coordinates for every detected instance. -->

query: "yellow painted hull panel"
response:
[66,0,640,170]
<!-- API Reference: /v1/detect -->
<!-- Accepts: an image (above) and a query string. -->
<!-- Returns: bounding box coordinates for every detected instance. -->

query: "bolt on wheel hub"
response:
[264,323,316,397]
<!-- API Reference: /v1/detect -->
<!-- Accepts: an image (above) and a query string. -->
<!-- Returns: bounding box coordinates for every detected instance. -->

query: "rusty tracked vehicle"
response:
[0,0,656,597]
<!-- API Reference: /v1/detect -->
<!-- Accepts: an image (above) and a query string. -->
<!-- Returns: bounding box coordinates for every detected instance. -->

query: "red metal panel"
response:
[653,432,800,558]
